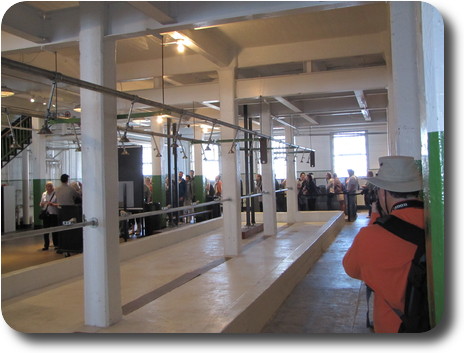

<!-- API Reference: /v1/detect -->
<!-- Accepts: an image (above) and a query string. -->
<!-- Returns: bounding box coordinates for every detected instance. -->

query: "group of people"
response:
[39,174,82,251]
[39,157,428,333]
[205,175,222,200]
[297,172,319,211]
[296,169,376,221]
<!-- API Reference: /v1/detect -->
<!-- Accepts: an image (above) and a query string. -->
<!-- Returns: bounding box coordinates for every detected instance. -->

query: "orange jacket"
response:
[343,206,425,333]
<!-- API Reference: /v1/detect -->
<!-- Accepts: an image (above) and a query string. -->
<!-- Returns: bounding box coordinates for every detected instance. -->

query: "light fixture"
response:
[121,148,130,156]
[1,86,15,98]
[156,115,164,124]
[37,123,53,135]
[38,81,57,135]
[176,40,185,53]
[5,111,21,148]
[73,105,81,113]
[228,130,239,154]
[205,123,215,150]
[151,135,162,158]
[30,97,35,103]
[120,101,135,143]
[71,123,81,152]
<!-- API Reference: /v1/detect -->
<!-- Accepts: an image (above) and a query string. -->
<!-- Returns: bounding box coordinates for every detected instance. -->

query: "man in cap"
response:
[343,156,426,333]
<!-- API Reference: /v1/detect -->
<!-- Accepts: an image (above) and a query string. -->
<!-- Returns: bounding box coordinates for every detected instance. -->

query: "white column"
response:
[285,126,297,224]
[218,66,241,256]
[31,118,47,180]
[79,2,121,327]
[22,148,30,225]
[260,100,277,236]
[151,121,163,177]
[387,2,422,159]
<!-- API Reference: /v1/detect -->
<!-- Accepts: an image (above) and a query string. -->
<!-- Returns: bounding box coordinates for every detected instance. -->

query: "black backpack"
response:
[367,215,430,333]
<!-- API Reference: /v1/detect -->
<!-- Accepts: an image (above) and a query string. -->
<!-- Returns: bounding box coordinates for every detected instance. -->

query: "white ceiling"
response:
[1,1,390,136]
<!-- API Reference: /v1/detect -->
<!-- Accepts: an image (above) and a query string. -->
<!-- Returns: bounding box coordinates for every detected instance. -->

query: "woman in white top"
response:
[39,181,59,250]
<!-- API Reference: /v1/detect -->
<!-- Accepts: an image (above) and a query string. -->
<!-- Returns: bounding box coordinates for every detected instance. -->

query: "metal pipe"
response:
[1,198,232,241]
[1,218,98,242]
[1,58,314,153]
[243,105,251,226]
[119,199,229,222]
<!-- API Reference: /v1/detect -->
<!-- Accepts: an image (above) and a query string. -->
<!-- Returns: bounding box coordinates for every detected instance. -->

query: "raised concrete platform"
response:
[2,211,344,333]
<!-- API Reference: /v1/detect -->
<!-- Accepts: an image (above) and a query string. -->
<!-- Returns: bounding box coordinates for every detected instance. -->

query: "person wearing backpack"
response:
[342,156,430,333]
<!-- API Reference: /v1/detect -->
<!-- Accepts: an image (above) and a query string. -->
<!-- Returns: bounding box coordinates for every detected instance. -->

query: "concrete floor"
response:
[261,212,371,333]
[1,211,371,334]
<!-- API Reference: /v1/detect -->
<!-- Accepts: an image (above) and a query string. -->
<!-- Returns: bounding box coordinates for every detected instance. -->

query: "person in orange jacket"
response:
[342,156,425,333]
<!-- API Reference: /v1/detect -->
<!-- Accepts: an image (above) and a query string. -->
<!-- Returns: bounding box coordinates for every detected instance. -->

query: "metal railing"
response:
[1,199,231,242]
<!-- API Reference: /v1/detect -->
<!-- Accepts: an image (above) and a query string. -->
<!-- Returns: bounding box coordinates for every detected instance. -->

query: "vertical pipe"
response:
[22,149,30,226]
[249,112,256,225]
[243,105,251,226]
[166,118,173,225]
[172,123,179,224]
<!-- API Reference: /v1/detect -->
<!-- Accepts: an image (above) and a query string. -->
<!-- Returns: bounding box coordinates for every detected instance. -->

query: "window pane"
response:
[333,132,367,177]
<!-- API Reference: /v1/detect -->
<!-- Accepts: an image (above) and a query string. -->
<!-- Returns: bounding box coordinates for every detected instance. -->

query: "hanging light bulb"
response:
[119,131,130,143]
[176,40,185,53]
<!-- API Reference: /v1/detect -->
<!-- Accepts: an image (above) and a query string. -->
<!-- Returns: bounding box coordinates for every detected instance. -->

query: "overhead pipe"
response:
[2,58,314,153]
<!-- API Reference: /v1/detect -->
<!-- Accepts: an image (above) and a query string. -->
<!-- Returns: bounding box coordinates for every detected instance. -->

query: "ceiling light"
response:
[37,124,53,135]
[176,40,185,53]
[1,86,15,97]
[73,105,81,113]
[30,97,35,103]
[120,134,130,143]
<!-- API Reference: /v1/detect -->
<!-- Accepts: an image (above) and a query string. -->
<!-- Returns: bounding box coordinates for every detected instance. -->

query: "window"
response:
[272,137,287,180]
[332,131,367,177]
[142,145,152,176]
[202,144,220,182]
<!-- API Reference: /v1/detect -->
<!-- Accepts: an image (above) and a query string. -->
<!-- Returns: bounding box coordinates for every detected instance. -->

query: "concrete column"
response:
[31,118,48,225]
[285,126,297,224]
[387,2,422,159]
[21,148,30,226]
[417,2,444,328]
[260,100,277,236]
[79,2,121,327]
[218,65,241,256]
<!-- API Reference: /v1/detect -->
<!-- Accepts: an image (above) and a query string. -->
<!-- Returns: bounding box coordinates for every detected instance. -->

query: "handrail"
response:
[240,193,262,200]
[119,198,229,222]
[1,198,231,242]
[1,218,98,242]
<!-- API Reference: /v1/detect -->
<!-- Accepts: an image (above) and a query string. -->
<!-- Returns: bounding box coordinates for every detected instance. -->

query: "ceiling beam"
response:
[127,2,176,25]
[201,101,221,111]
[169,29,238,67]
[274,96,319,125]
[354,90,372,121]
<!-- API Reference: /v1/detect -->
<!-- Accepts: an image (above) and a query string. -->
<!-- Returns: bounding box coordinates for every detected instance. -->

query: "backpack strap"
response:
[374,215,425,255]
[373,215,427,329]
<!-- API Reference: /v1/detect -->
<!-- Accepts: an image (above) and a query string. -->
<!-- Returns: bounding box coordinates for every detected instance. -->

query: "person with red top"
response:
[343,156,426,333]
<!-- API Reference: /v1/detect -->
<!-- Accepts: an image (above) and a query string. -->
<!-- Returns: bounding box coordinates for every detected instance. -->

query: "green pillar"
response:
[425,131,444,326]
[418,3,444,327]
